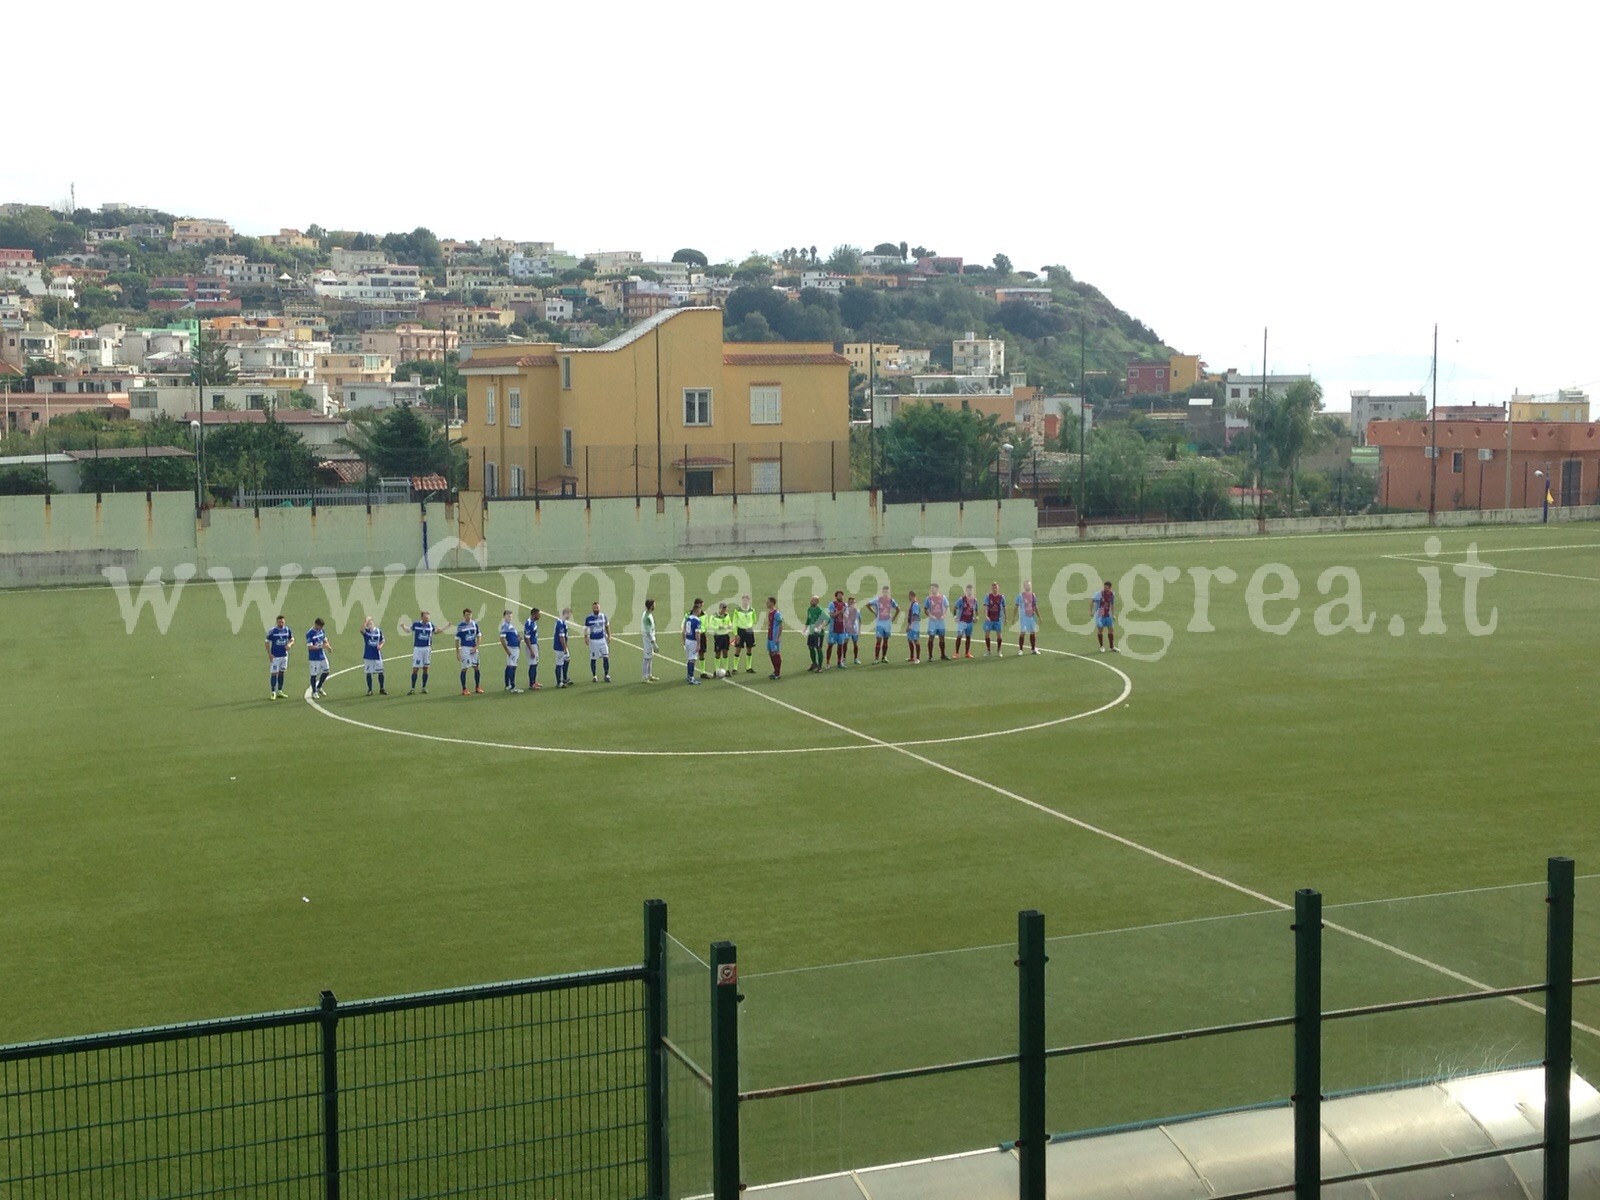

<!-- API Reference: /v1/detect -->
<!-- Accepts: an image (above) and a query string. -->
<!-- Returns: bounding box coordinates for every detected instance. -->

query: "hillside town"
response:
[1,201,1594,515]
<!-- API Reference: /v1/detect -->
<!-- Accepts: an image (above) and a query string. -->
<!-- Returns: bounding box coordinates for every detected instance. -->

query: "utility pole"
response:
[1427,324,1438,520]
[1078,317,1087,518]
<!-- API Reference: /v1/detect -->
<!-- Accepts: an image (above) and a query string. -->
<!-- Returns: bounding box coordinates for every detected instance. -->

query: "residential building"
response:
[0,452,81,490]
[183,408,350,450]
[544,297,575,323]
[0,247,38,272]
[229,335,326,380]
[266,228,318,251]
[800,270,850,291]
[1428,403,1506,422]
[1349,391,1426,445]
[149,275,232,308]
[0,291,29,322]
[445,266,511,291]
[1126,360,1172,395]
[442,306,514,338]
[622,280,678,323]
[1,320,59,368]
[316,352,394,390]
[127,380,331,420]
[1510,390,1590,423]
[639,261,698,288]
[1168,354,1203,392]
[458,306,849,497]
[205,255,279,286]
[589,250,642,274]
[169,218,234,246]
[507,252,553,280]
[361,323,459,363]
[859,253,902,271]
[341,378,429,412]
[919,255,963,275]
[311,267,424,306]
[1222,371,1314,403]
[480,237,519,258]
[1368,417,1600,510]
[953,332,1005,377]
[993,287,1053,310]
[329,247,389,273]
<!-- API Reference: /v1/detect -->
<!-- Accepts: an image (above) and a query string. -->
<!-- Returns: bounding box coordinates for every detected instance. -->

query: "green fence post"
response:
[710,941,741,1200]
[644,900,669,1200]
[1293,889,1322,1200]
[1017,910,1047,1200]
[318,989,341,1200]
[1545,856,1575,1200]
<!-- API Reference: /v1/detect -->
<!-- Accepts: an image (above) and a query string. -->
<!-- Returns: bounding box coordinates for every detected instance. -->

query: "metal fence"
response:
[0,902,669,1200]
[476,441,853,503]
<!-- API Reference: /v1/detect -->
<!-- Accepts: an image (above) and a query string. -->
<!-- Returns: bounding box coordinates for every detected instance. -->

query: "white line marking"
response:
[1384,553,1599,583]
[724,648,1600,1037]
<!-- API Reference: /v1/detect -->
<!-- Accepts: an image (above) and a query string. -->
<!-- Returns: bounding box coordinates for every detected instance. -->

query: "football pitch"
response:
[4,521,1598,1176]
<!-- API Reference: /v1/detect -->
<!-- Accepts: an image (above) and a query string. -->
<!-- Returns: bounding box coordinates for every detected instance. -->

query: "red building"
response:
[1368,418,1600,510]
[1126,360,1171,395]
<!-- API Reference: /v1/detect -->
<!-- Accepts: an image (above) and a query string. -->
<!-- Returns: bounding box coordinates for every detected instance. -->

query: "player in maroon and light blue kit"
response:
[866,587,898,663]
[982,583,1007,657]
[923,584,950,661]
[764,596,784,680]
[1015,582,1041,655]
[954,586,977,659]
[903,591,921,663]
[1094,581,1117,653]
[826,590,849,669]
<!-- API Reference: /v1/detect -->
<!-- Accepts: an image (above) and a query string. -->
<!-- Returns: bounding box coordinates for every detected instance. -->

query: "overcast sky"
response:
[9,1,1593,409]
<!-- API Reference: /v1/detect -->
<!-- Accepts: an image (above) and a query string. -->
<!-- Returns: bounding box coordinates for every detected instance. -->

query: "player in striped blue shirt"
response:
[552,609,572,688]
[584,601,612,683]
[306,618,330,699]
[264,615,294,700]
[682,600,704,684]
[523,607,542,691]
[456,608,482,695]
[499,610,523,693]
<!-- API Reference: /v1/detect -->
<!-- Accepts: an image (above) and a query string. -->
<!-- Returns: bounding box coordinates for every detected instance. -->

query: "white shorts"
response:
[589,638,609,659]
[555,649,570,667]
[683,639,698,662]
[527,643,540,664]
[504,647,520,667]
[309,659,329,678]
[412,648,433,668]
[364,659,383,675]
[270,655,288,672]
[458,648,479,666]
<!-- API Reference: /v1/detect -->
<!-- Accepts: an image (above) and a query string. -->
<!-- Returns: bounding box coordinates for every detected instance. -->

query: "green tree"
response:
[0,466,53,495]
[825,245,861,275]
[339,406,462,480]
[993,253,1013,277]
[876,403,1009,502]
[1079,425,1155,518]
[78,453,194,493]
[671,248,708,267]
[193,339,237,387]
[202,414,316,498]
[871,242,899,256]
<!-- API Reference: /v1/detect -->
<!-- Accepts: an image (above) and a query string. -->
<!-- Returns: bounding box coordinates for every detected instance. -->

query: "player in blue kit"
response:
[306,618,330,699]
[499,610,523,693]
[264,615,294,699]
[523,606,542,691]
[552,608,572,688]
[584,600,612,683]
[361,616,386,694]
[408,610,437,694]
[682,599,704,684]
[456,608,483,695]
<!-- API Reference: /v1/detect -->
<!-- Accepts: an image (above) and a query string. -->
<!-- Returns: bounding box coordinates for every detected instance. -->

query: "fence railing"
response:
[0,901,670,1200]
[5,868,1595,1199]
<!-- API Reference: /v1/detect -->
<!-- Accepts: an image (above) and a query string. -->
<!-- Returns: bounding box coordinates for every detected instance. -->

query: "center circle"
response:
[302,647,1132,757]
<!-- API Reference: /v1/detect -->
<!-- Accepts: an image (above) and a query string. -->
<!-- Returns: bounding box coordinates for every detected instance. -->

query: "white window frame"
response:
[683,388,712,426]
[485,385,497,426]
[508,387,521,428]
[562,428,574,467]
[484,461,498,497]
[749,385,782,426]
[509,464,525,496]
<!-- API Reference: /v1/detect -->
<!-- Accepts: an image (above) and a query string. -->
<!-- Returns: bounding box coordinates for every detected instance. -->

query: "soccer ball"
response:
[715,669,726,678]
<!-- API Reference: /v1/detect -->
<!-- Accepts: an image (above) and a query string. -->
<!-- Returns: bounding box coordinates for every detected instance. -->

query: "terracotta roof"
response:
[410,473,450,492]
[723,353,850,367]
[458,354,557,371]
[320,459,368,484]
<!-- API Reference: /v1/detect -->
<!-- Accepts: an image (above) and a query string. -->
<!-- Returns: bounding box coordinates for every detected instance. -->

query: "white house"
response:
[329,247,389,273]
[544,296,575,322]
[953,332,1005,377]
[341,379,429,412]
[800,269,849,291]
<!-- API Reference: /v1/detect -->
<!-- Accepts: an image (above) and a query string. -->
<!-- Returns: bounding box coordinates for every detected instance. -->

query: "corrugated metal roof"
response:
[724,353,851,367]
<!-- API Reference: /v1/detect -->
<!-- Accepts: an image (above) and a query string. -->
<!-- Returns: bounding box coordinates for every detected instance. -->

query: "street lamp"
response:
[1534,468,1550,523]
[189,419,202,512]
[997,442,1013,503]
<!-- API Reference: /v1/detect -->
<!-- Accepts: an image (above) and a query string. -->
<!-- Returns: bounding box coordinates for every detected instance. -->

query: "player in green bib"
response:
[804,596,826,672]
[731,594,758,674]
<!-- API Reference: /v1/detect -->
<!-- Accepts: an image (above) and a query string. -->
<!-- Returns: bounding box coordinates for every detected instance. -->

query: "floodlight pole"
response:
[1293,888,1323,1200]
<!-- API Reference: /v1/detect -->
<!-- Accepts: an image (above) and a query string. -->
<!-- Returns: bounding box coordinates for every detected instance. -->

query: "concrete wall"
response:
[1,492,1593,588]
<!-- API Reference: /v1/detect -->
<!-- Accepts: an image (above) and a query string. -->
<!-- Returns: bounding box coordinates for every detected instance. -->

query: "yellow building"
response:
[316,352,394,390]
[1167,354,1203,393]
[1510,391,1590,423]
[460,307,849,497]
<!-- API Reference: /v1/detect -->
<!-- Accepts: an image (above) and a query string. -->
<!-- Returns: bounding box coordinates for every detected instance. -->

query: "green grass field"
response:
[4,522,1598,1182]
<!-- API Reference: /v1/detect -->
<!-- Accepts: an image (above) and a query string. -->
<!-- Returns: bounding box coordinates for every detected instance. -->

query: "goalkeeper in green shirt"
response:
[804,596,826,672]
[731,594,758,674]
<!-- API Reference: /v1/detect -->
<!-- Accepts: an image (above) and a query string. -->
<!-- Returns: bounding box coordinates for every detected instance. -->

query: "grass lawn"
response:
[3,521,1597,1182]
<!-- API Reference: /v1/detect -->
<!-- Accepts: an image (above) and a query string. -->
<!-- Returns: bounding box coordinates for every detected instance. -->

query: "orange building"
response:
[1367,418,1600,510]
